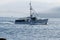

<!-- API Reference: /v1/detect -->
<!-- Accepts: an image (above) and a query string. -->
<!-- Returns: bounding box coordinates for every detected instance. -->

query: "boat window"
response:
[15,20,25,22]
[20,20,25,22]
[31,17,36,20]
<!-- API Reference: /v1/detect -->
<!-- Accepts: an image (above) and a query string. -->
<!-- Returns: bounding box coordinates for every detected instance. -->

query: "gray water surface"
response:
[0,18,60,40]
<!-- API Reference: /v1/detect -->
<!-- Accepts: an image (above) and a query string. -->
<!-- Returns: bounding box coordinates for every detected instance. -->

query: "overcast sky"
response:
[0,0,60,18]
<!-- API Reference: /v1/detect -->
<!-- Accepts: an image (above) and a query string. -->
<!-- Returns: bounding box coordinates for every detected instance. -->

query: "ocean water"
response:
[0,18,60,40]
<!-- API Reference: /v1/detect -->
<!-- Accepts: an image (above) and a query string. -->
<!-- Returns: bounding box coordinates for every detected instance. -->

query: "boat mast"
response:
[29,1,33,18]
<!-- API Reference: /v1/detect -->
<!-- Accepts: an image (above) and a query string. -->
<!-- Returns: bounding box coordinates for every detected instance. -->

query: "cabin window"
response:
[0,38,6,40]
[31,17,36,21]
[19,20,25,22]
[16,20,25,22]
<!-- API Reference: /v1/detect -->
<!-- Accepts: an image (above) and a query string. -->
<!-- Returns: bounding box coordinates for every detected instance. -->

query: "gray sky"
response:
[0,0,60,18]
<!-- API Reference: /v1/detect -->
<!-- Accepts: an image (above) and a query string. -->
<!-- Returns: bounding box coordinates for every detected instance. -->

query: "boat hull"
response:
[15,19,48,25]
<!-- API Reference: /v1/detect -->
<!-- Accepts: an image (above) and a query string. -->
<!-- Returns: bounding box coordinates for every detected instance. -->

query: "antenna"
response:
[29,0,33,18]
[29,0,37,18]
